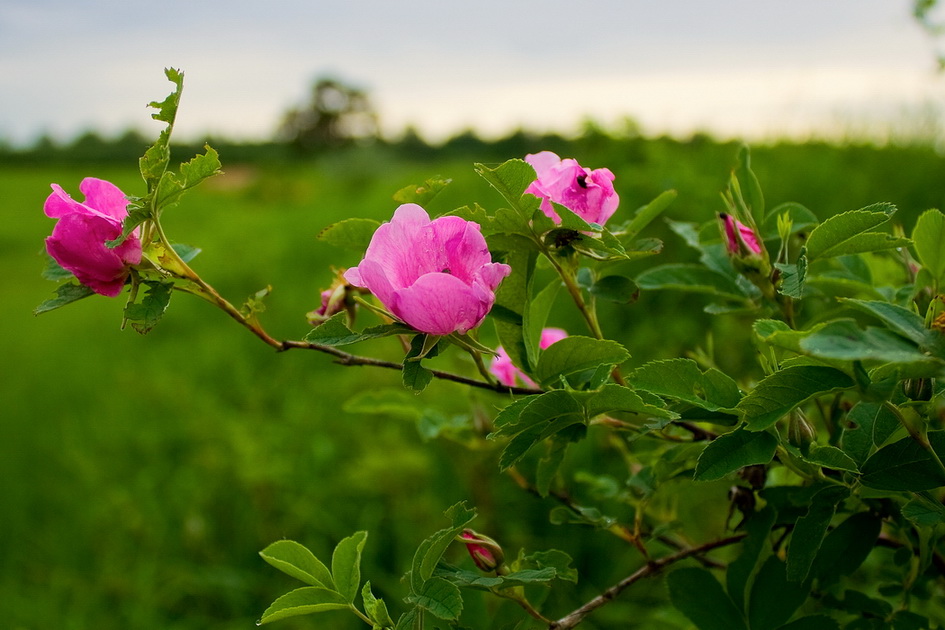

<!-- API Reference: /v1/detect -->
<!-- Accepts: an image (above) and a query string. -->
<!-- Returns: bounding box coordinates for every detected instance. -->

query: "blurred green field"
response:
[3,137,945,629]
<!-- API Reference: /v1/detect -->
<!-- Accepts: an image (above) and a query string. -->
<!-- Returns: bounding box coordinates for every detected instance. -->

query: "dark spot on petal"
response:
[576,174,588,188]
[441,268,451,274]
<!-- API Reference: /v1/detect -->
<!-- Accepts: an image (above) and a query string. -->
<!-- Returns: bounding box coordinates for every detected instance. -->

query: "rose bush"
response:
[343,203,511,336]
[44,177,141,297]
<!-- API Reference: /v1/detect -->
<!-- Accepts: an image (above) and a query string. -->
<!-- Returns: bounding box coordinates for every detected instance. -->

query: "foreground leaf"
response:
[259,540,334,589]
[34,282,96,315]
[666,567,748,630]
[332,531,368,603]
[739,366,854,431]
[694,428,779,481]
[258,587,349,624]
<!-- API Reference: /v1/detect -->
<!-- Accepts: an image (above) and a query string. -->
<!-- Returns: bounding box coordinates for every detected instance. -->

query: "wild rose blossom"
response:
[490,328,568,388]
[343,204,511,336]
[524,151,619,225]
[44,177,142,297]
[720,212,762,256]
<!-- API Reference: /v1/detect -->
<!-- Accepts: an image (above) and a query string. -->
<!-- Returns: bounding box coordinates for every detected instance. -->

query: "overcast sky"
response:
[2,0,943,145]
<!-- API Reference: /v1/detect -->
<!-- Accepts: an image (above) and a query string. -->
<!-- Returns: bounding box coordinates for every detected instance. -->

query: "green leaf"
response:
[155,145,222,210]
[735,144,765,221]
[34,282,96,315]
[727,505,776,612]
[590,275,639,303]
[393,176,451,206]
[305,312,413,346]
[257,586,350,624]
[621,189,677,240]
[839,298,943,350]
[523,279,561,369]
[739,366,855,431]
[693,428,779,481]
[393,607,421,630]
[848,401,900,451]
[318,218,382,252]
[775,254,807,299]
[811,511,881,583]
[901,496,945,527]
[777,616,840,630]
[747,556,810,630]
[149,67,184,125]
[524,549,578,583]
[860,431,945,491]
[761,202,819,239]
[804,444,860,473]
[492,244,537,374]
[41,254,74,282]
[786,485,850,582]
[409,502,476,595]
[331,531,367,603]
[123,281,173,334]
[259,540,335,589]
[402,335,434,393]
[362,581,394,627]
[170,242,201,263]
[410,576,462,620]
[475,159,538,216]
[631,358,742,412]
[580,384,678,419]
[495,391,585,470]
[805,203,910,260]
[636,264,748,301]
[913,208,945,287]
[534,336,630,387]
[666,567,748,630]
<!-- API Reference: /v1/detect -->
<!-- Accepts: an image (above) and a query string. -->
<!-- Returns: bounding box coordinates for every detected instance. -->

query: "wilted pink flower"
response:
[459,529,505,573]
[720,213,762,256]
[491,328,568,388]
[44,178,142,297]
[524,151,619,226]
[307,269,354,325]
[343,204,511,336]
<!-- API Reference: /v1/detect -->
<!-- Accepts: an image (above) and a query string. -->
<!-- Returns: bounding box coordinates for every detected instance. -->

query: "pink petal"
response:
[391,272,489,335]
[45,213,133,296]
[79,177,129,221]
[524,151,562,178]
[539,328,568,349]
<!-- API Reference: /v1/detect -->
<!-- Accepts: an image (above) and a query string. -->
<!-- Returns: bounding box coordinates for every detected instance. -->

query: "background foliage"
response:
[6,131,945,628]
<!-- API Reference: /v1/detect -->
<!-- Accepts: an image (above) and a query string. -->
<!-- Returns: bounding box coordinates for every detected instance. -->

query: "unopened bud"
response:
[788,412,816,456]
[903,378,934,402]
[458,529,505,573]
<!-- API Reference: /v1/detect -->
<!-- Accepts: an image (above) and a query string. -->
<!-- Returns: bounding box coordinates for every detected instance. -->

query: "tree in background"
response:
[278,77,379,153]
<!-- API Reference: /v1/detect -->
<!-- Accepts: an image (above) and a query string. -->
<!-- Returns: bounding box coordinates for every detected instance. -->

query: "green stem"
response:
[348,604,376,627]
[541,245,626,385]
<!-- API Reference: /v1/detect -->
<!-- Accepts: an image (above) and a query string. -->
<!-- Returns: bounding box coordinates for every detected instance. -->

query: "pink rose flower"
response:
[343,204,511,336]
[720,212,762,255]
[44,177,142,297]
[524,151,619,226]
[490,327,568,388]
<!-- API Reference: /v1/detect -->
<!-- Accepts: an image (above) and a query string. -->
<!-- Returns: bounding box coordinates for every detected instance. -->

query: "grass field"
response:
[3,137,944,628]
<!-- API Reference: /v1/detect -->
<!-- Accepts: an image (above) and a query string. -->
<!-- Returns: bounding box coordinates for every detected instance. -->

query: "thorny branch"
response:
[548,534,747,630]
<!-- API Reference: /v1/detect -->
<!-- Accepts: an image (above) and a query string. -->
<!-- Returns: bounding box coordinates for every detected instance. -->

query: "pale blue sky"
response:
[1,0,942,145]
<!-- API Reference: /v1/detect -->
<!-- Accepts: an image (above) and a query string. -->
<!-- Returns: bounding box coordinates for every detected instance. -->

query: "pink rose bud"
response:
[490,327,568,388]
[458,529,505,573]
[44,178,142,297]
[720,213,762,256]
[524,151,619,226]
[343,204,511,336]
